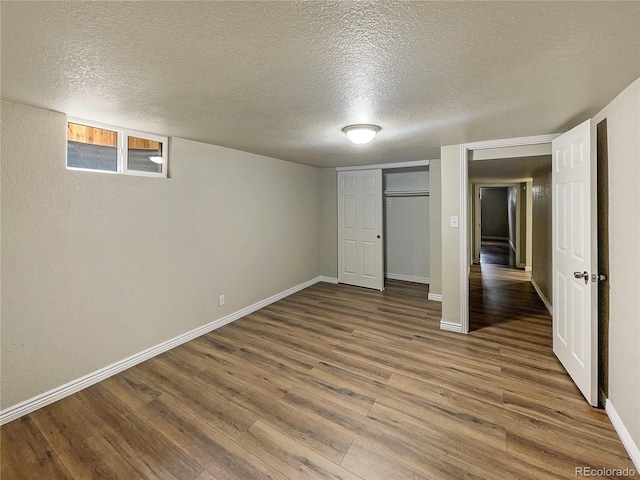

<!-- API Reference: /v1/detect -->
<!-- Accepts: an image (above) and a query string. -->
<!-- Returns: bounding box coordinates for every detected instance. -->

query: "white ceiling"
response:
[2,1,638,168]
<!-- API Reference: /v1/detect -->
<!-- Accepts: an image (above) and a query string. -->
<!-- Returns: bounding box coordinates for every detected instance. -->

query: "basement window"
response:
[67,119,168,178]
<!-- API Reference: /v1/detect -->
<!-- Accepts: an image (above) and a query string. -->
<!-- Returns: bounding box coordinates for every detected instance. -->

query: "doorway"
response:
[477,186,517,267]
[383,166,430,285]
[596,119,610,407]
[336,160,431,291]
[467,153,552,332]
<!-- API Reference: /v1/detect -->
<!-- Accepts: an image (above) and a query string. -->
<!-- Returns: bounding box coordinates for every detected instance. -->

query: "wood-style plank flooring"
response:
[480,239,517,267]
[2,271,637,479]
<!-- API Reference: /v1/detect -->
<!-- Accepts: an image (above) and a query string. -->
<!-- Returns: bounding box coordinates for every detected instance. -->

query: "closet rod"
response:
[384,190,430,197]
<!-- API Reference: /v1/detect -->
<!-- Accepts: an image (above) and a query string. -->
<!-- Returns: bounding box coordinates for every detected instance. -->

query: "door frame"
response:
[336,159,430,172]
[472,181,529,266]
[458,134,559,333]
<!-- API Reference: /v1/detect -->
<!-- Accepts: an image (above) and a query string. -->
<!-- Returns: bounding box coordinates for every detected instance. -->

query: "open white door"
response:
[337,169,384,291]
[552,119,598,406]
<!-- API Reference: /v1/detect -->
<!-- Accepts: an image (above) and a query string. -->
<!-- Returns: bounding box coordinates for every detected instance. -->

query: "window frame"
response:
[66,117,168,178]
[122,128,168,178]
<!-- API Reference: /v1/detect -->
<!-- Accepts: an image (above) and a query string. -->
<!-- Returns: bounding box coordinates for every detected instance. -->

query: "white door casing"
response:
[337,169,384,291]
[552,119,598,406]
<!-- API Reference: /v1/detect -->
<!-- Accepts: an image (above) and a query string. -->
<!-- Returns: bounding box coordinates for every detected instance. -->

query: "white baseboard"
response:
[318,276,338,284]
[428,293,442,302]
[524,266,532,272]
[530,278,553,316]
[606,399,640,471]
[0,276,323,426]
[385,273,430,284]
[440,320,463,333]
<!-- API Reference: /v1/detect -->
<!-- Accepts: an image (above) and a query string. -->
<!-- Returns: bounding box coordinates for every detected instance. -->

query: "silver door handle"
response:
[574,271,589,284]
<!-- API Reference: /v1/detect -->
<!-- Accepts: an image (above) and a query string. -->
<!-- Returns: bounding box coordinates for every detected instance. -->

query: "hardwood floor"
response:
[480,239,517,267]
[2,274,637,479]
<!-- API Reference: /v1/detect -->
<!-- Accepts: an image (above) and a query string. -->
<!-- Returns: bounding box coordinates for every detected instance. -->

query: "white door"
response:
[552,119,598,406]
[337,169,384,291]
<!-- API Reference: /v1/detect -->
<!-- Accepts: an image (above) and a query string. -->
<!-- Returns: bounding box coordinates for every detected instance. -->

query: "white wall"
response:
[0,101,322,410]
[384,170,430,282]
[592,78,640,457]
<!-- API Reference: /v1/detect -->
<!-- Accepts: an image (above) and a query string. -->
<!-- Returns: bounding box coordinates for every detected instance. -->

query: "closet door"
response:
[337,169,384,291]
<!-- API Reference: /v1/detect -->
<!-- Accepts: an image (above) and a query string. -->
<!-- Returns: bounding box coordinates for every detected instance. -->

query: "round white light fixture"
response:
[342,124,381,145]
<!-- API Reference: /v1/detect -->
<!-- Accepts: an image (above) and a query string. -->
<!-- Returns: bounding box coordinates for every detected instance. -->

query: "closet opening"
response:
[383,166,430,286]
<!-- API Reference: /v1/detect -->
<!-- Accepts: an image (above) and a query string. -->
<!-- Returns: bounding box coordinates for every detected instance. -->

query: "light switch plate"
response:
[450,216,459,228]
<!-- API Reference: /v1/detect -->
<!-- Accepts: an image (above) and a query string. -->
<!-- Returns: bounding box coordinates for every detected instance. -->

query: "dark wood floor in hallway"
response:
[479,239,517,267]
[2,275,637,479]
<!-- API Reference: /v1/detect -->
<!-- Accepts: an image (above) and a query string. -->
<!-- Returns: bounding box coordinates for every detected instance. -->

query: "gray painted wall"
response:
[319,168,337,278]
[481,188,509,238]
[1,101,322,409]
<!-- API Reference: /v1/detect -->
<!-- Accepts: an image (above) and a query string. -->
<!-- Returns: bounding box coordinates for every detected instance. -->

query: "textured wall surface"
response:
[593,79,640,451]
[532,169,552,304]
[0,102,321,409]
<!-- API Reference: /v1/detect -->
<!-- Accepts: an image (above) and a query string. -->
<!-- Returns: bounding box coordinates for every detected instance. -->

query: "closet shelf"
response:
[384,189,430,197]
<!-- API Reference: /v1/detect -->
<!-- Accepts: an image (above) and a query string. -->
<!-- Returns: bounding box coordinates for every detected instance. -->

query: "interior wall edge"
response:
[530,277,553,316]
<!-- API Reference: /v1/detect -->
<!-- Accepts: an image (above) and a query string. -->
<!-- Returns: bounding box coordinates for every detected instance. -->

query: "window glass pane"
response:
[127,136,163,173]
[67,122,118,171]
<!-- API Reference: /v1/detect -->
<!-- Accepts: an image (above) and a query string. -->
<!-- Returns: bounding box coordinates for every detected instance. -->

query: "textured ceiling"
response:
[2,1,639,167]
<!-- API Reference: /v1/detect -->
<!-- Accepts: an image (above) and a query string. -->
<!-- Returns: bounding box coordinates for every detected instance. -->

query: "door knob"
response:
[591,273,607,282]
[377,235,381,239]
[574,271,589,284]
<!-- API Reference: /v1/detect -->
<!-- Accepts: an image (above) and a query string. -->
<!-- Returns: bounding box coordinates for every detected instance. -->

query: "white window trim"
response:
[67,117,168,178]
[122,128,168,178]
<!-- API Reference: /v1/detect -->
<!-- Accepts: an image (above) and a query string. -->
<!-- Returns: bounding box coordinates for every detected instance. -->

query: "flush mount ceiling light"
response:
[342,124,381,145]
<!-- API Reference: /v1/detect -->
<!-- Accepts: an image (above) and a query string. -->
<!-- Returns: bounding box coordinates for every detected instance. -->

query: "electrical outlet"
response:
[219,294,225,306]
